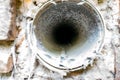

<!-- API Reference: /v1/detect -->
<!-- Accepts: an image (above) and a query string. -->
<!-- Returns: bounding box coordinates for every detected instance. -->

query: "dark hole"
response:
[52,21,79,46]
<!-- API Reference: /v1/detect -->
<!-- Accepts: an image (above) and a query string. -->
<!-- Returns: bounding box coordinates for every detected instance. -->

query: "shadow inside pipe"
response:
[51,20,79,47]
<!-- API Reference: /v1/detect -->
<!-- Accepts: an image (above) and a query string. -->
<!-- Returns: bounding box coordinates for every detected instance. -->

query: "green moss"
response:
[98,0,104,4]
[16,0,22,10]
[0,71,12,78]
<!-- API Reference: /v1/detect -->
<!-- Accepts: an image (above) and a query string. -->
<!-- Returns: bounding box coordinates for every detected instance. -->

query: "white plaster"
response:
[0,0,11,40]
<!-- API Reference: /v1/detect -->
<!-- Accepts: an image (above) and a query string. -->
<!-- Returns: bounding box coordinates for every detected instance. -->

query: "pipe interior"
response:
[34,1,100,52]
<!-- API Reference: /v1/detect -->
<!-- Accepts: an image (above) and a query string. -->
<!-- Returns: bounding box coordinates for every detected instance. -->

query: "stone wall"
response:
[0,0,119,80]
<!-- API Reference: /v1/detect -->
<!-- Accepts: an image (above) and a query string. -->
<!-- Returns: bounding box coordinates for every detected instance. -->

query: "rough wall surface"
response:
[0,0,17,40]
[0,0,11,40]
[0,0,119,80]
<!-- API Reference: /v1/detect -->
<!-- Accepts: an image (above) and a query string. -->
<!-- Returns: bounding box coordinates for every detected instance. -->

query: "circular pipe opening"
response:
[33,1,104,55]
[31,1,105,72]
